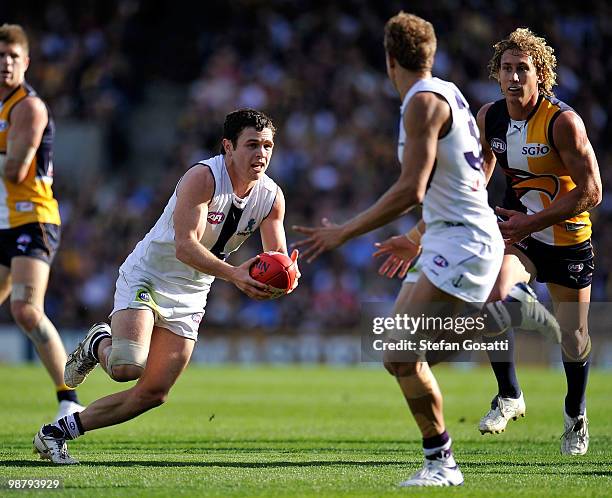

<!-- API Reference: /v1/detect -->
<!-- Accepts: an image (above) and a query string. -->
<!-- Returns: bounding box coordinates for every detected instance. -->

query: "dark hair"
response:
[0,24,29,54]
[221,108,276,154]
[384,12,436,73]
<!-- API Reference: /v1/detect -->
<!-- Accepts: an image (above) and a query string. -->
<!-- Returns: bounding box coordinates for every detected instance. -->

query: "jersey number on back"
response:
[455,94,483,171]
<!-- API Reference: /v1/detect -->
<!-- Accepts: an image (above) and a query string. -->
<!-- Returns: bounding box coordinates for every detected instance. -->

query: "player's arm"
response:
[373,219,424,279]
[259,187,300,291]
[0,97,47,183]
[476,103,497,183]
[293,92,447,262]
[259,188,288,254]
[173,165,270,299]
[497,112,602,244]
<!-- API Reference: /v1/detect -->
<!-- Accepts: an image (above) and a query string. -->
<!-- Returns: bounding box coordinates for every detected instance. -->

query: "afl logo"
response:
[433,255,449,268]
[522,143,550,158]
[568,263,584,273]
[491,138,506,154]
[207,211,225,224]
[191,312,204,324]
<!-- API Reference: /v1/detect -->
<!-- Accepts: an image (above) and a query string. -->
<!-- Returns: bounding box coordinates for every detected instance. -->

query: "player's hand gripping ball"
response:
[250,251,298,296]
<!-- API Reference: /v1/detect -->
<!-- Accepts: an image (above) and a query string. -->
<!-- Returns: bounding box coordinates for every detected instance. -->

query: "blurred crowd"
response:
[3,0,612,334]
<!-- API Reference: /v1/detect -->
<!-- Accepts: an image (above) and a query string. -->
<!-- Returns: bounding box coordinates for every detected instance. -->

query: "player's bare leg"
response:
[34,326,194,463]
[64,309,154,388]
[548,283,591,455]
[384,274,463,487]
[9,257,82,418]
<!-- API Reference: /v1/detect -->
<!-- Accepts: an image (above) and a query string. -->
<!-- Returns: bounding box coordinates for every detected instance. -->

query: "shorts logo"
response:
[136,290,151,302]
[16,234,32,252]
[491,138,506,154]
[522,143,550,158]
[433,255,449,268]
[191,312,204,324]
[568,263,584,273]
[451,274,464,288]
[207,211,225,224]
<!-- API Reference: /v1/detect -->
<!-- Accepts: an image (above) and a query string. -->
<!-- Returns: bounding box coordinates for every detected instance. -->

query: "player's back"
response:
[399,78,497,240]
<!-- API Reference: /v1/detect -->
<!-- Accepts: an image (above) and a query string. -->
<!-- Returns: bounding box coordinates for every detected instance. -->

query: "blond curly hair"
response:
[488,28,557,97]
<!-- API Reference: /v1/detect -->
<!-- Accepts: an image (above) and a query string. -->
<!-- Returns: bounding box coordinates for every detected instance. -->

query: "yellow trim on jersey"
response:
[0,85,60,229]
[522,98,591,246]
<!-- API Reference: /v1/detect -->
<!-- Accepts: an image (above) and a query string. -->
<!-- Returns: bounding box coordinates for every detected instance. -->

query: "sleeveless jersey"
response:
[0,83,60,229]
[485,95,590,246]
[120,154,279,291]
[398,77,497,238]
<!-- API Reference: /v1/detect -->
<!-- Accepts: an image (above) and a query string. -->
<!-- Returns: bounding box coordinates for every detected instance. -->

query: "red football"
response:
[249,251,297,292]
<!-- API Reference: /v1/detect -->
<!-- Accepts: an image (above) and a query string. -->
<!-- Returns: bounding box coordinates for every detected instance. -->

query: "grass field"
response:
[0,364,610,497]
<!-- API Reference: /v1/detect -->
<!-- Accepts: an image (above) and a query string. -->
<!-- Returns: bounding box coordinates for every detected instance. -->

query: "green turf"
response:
[0,364,610,497]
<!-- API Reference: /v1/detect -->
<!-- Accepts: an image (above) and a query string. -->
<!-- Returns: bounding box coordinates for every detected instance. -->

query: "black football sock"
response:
[484,329,521,401]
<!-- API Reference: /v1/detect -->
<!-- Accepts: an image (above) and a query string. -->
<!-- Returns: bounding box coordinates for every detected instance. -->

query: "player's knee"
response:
[561,329,591,362]
[107,338,148,381]
[383,361,417,377]
[109,364,143,382]
[10,301,43,334]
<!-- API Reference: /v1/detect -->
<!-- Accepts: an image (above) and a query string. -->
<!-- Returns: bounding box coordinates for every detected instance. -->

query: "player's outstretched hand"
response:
[373,235,421,279]
[232,256,276,300]
[496,206,533,246]
[292,218,346,263]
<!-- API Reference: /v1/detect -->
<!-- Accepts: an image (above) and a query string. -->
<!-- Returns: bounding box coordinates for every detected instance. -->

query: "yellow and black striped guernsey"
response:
[0,82,60,229]
[485,95,590,246]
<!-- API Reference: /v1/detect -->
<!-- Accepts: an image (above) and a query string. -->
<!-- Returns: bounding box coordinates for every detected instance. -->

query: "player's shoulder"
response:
[177,163,216,203]
[260,172,279,193]
[10,92,47,121]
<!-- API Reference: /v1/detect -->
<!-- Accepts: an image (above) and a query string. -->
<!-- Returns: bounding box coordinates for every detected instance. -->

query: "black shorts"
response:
[513,236,594,289]
[0,223,61,267]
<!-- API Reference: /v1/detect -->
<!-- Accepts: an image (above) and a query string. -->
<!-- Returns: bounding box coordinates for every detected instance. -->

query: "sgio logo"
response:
[521,143,550,157]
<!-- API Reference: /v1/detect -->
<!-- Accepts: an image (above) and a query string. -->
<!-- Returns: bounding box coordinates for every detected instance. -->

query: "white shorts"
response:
[111,268,209,341]
[419,223,503,303]
[402,255,422,285]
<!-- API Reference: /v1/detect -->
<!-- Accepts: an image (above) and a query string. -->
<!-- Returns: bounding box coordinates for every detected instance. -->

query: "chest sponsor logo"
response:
[433,255,449,268]
[236,218,257,237]
[490,138,506,154]
[568,263,584,273]
[0,120,8,131]
[521,143,550,158]
[207,211,225,224]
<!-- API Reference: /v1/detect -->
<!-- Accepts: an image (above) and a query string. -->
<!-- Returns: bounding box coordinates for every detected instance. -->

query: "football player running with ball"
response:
[33,109,298,464]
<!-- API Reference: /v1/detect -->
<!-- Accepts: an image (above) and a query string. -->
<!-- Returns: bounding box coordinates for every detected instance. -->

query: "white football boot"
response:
[33,426,78,465]
[507,283,561,343]
[561,411,589,455]
[399,453,464,487]
[64,323,110,388]
[479,393,526,434]
[55,400,85,421]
